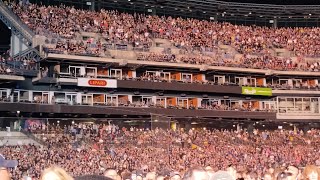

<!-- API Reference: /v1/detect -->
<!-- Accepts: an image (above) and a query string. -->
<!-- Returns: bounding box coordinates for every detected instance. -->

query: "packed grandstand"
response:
[0,0,319,180]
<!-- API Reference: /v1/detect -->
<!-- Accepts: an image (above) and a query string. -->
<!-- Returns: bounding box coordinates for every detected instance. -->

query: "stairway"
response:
[0,1,34,44]
[0,131,42,146]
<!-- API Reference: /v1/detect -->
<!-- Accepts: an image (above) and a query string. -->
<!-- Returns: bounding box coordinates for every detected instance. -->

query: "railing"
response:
[20,130,47,146]
[0,0,34,42]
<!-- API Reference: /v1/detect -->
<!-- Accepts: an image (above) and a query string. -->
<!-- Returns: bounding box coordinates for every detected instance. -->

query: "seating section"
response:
[6,2,320,72]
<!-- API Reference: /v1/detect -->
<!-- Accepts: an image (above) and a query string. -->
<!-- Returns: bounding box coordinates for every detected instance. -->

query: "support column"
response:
[237,124,241,132]
[90,0,95,11]
[273,18,278,28]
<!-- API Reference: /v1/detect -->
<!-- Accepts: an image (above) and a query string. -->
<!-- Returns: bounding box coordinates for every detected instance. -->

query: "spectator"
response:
[41,166,74,180]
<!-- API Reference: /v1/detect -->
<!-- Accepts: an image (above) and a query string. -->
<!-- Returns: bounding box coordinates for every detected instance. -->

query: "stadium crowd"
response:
[1,122,320,180]
[10,1,320,57]
[9,1,320,61]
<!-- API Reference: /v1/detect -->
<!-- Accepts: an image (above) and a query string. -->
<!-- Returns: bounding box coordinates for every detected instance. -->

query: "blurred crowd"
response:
[1,122,320,180]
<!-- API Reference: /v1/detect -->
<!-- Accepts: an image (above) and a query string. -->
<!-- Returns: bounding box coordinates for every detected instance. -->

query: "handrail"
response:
[20,130,47,146]
[0,0,34,42]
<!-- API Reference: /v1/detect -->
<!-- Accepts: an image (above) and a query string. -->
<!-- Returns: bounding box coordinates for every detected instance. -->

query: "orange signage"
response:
[88,80,107,87]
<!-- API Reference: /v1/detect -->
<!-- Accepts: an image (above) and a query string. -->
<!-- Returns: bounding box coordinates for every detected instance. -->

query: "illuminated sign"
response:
[77,78,117,88]
[88,80,107,87]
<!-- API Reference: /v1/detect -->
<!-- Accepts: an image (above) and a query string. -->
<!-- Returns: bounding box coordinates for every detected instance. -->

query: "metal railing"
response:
[20,130,47,145]
[0,0,34,42]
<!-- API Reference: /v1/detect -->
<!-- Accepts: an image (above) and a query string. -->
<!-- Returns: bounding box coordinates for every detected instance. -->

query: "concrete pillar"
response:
[273,18,278,28]
[90,0,95,11]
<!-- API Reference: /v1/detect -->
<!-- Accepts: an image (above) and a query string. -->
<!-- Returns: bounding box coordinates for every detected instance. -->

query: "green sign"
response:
[242,87,272,96]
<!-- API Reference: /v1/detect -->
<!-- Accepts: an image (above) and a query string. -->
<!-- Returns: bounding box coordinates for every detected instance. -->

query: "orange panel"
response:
[119,95,128,101]
[193,74,203,82]
[171,72,181,81]
[172,98,177,106]
[253,101,259,109]
[188,98,198,108]
[93,94,105,103]
[97,68,108,76]
[308,80,315,86]
[127,71,133,78]
[257,78,264,86]
[167,97,177,106]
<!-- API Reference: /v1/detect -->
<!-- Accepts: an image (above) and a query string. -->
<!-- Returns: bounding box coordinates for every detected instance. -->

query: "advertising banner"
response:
[242,87,272,96]
[77,78,117,88]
